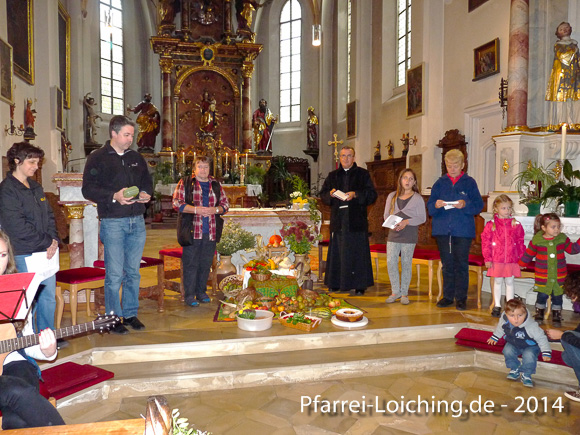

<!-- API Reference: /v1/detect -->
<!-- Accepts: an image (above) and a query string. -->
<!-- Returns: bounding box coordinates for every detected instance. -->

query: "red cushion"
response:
[41,362,114,400]
[56,267,106,284]
[468,254,486,267]
[159,248,183,258]
[413,248,441,260]
[319,239,330,246]
[94,256,163,269]
[369,244,387,253]
[455,327,566,367]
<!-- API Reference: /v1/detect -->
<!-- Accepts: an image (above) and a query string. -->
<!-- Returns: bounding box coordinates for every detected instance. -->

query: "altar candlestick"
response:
[245,152,248,166]
[182,152,185,165]
[194,151,196,162]
[562,124,567,161]
[170,151,174,178]
[225,153,228,170]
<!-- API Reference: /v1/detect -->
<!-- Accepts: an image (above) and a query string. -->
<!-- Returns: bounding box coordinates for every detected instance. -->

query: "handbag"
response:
[177,176,224,246]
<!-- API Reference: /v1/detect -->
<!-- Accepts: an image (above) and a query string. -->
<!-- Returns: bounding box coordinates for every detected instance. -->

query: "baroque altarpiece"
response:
[151,0,262,172]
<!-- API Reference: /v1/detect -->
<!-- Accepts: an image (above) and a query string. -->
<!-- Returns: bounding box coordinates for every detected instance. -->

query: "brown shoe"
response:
[552,310,562,324]
[534,308,545,321]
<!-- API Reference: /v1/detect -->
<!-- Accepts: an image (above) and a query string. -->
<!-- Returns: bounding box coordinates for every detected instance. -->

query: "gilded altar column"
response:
[160,57,174,152]
[63,204,86,269]
[505,0,530,131]
[242,61,254,152]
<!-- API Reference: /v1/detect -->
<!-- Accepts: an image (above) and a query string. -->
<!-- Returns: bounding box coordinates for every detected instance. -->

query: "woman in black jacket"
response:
[0,142,59,335]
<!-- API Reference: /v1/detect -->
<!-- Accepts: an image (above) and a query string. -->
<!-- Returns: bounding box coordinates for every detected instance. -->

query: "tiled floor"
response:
[51,228,580,434]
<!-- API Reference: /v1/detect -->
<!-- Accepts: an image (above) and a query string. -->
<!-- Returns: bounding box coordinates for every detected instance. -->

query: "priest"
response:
[320,146,378,295]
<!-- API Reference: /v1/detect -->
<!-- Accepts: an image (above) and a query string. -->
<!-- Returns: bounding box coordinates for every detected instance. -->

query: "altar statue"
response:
[25,99,36,130]
[127,93,161,151]
[546,22,580,130]
[83,93,101,144]
[158,0,176,35]
[197,91,219,134]
[252,99,277,153]
[306,106,318,150]
[235,0,267,32]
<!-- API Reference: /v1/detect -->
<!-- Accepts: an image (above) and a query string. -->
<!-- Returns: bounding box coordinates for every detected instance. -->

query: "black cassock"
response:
[320,163,377,291]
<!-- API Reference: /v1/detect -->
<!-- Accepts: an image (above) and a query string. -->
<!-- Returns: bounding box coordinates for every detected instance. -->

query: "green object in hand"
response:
[123,186,140,198]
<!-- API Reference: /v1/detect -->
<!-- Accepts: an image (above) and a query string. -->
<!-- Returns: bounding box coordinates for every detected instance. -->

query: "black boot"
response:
[552,309,562,324]
[534,308,545,322]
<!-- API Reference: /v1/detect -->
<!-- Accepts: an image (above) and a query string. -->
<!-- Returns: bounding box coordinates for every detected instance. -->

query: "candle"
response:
[225,153,228,169]
[182,152,185,165]
[562,124,567,161]
[194,151,196,161]
[245,152,248,166]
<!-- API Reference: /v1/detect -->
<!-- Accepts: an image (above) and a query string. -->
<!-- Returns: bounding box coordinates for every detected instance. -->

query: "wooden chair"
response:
[55,267,107,328]
[369,244,386,278]
[317,239,329,282]
[159,248,217,301]
[411,248,441,300]
[93,256,165,313]
[437,254,486,308]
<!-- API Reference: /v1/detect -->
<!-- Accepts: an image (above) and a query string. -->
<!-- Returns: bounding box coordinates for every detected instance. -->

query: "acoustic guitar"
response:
[0,314,120,373]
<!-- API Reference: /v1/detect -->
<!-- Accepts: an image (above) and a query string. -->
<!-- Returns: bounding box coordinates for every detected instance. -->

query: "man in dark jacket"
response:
[320,146,378,295]
[82,116,153,334]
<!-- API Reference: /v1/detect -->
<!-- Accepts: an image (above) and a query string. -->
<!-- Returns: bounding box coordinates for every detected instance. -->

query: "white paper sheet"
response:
[382,215,403,229]
[443,201,459,210]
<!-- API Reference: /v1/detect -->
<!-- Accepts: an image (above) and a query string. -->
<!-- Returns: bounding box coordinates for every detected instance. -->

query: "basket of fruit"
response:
[250,271,271,282]
[278,312,322,332]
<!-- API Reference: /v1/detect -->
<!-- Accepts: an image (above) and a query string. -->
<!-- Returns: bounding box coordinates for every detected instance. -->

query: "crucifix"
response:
[327,133,343,169]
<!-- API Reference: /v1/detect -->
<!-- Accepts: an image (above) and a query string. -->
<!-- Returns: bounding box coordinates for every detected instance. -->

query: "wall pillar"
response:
[160,57,174,152]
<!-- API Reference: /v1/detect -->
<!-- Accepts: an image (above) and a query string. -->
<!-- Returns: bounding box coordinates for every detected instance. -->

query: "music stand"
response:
[0,272,36,321]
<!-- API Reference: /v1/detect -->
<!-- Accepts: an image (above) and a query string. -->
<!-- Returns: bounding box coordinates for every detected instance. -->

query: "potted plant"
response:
[216,221,256,283]
[542,159,580,216]
[512,160,557,216]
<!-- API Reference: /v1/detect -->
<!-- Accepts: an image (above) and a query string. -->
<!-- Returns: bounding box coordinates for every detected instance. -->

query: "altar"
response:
[222,208,319,273]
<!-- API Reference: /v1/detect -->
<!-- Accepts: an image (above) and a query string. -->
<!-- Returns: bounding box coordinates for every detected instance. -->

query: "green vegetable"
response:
[123,186,140,198]
[237,309,256,319]
[310,307,332,319]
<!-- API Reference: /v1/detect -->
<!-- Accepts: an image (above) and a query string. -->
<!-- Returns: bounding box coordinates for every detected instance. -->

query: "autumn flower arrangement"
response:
[216,221,256,256]
[279,221,321,255]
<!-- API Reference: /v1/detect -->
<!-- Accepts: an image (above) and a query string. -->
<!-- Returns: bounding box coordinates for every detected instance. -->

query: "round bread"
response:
[335,308,364,322]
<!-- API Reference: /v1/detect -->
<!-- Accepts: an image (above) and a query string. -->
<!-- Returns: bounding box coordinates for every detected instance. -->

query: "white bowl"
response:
[236,310,274,331]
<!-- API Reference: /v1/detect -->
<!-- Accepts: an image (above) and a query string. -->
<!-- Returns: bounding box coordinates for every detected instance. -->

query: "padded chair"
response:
[437,254,487,308]
[317,239,330,282]
[411,248,441,300]
[55,267,106,328]
[369,244,386,278]
[93,256,165,312]
[159,248,217,301]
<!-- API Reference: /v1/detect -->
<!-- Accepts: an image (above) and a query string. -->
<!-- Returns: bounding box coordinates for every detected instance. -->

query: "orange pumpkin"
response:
[269,235,282,245]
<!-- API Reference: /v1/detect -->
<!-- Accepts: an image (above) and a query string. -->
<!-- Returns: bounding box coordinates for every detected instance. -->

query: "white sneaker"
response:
[401,296,410,305]
[385,294,400,303]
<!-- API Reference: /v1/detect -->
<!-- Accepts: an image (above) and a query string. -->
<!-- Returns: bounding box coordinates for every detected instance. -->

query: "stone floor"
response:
[49,228,580,434]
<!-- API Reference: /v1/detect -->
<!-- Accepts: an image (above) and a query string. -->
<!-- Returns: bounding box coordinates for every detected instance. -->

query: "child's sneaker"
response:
[564,388,580,402]
[385,294,400,303]
[491,307,501,318]
[401,296,410,305]
[521,374,534,387]
[506,369,520,381]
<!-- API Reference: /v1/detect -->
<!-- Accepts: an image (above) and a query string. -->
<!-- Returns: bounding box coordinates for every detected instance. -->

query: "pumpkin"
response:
[269,235,282,245]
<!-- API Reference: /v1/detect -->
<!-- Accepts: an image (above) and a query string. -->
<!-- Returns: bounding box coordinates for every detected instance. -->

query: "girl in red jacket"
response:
[481,195,525,317]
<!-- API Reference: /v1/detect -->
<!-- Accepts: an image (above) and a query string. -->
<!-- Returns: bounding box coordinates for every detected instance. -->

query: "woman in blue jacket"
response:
[427,149,483,311]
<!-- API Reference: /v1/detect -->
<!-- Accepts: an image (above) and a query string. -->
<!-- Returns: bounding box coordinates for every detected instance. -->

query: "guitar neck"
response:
[0,322,96,354]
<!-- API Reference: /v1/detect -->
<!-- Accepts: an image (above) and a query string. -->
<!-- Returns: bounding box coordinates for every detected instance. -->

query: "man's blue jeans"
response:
[14,255,56,332]
[503,342,540,375]
[435,236,472,302]
[562,331,580,384]
[99,216,146,318]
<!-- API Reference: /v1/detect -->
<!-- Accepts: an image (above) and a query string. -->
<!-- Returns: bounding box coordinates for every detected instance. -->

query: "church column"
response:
[63,204,86,268]
[505,0,530,131]
[160,57,174,152]
[242,62,254,152]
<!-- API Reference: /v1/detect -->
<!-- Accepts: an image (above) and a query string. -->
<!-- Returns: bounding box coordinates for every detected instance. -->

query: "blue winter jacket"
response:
[427,173,483,239]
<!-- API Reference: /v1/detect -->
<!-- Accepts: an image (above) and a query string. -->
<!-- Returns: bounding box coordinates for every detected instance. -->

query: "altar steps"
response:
[54,323,576,425]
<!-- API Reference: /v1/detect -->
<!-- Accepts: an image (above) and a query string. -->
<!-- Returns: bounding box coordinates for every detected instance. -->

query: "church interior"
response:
[2,0,580,433]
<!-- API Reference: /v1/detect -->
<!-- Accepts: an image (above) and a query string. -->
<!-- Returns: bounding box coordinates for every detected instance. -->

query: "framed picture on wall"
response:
[473,38,499,81]
[7,0,34,85]
[0,37,13,105]
[346,100,357,139]
[406,63,424,119]
[54,87,64,132]
[58,2,71,109]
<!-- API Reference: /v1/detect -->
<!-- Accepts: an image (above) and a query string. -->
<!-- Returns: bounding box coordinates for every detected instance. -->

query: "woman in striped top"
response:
[519,213,580,324]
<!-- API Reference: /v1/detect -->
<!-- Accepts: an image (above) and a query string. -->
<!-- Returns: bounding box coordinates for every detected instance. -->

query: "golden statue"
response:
[546,22,580,130]
[127,93,161,151]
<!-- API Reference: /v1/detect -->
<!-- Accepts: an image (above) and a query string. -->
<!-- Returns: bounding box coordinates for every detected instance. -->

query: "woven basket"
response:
[250,272,271,282]
[278,313,322,332]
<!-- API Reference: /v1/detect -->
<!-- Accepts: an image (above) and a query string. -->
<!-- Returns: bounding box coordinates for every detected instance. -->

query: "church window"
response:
[396,0,411,87]
[279,0,301,123]
[100,0,124,115]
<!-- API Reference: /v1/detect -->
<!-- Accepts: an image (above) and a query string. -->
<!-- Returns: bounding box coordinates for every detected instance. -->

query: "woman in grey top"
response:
[384,168,426,304]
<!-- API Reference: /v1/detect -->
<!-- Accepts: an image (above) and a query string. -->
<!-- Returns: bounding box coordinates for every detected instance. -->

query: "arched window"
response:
[396,0,411,87]
[279,0,301,123]
[100,0,124,115]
